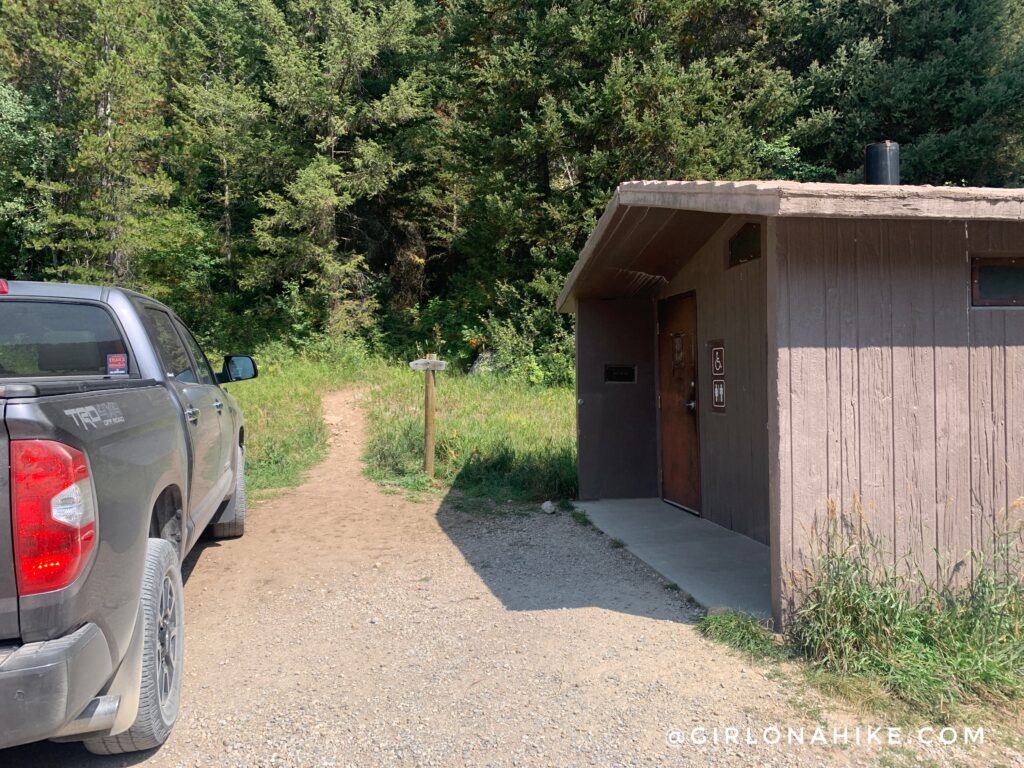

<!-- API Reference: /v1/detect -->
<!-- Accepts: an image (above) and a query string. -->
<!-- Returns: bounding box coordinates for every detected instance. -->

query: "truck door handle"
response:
[185,406,200,424]
[213,400,224,413]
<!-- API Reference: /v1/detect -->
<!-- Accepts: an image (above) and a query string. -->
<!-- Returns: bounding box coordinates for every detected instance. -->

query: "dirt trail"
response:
[5,390,1013,767]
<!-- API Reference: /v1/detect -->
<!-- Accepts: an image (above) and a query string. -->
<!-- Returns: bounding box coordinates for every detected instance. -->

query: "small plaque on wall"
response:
[712,379,726,411]
[604,364,636,383]
[709,340,725,412]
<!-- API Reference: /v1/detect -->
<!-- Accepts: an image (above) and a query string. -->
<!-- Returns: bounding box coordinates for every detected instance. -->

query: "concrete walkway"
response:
[580,498,772,620]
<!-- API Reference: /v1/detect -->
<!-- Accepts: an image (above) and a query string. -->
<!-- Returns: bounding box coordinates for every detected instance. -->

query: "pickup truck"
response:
[0,280,256,754]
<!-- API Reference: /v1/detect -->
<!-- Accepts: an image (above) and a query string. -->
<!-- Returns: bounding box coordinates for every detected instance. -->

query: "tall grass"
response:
[224,339,374,494]
[225,338,577,504]
[789,500,1024,717]
[362,371,577,502]
[698,611,788,662]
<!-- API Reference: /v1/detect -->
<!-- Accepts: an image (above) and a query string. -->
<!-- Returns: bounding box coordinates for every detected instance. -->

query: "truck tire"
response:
[84,538,183,755]
[210,447,246,539]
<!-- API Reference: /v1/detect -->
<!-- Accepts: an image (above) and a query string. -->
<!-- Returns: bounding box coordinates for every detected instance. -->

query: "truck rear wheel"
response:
[210,447,246,539]
[84,538,183,755]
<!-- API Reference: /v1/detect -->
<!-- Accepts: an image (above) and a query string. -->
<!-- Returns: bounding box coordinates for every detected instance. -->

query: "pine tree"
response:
[168,0,272,268]
[2,0,1022,362]
[0,83,52,276]
[249,0,429,336]
[773,0,1024,185]
[415,0,801,374]
[2,0,174,280]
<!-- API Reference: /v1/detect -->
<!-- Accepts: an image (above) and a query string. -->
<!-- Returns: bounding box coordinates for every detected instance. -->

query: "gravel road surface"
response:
[4,390,1017,767]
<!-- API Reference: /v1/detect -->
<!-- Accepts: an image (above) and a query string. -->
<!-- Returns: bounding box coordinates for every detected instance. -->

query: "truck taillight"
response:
[11,440,97,595]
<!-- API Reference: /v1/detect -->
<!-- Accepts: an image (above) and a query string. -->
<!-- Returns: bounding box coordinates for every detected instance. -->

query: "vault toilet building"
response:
[558,180,1024,625]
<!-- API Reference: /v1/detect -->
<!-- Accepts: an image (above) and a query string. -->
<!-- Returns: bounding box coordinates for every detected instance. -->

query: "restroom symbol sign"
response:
[712,379,726,411]
[709,340,726,412]
[711,344,725,376]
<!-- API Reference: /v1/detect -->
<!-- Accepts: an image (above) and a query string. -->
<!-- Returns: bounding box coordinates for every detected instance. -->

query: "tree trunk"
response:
[221,157,233,265]
[98,29,126,277]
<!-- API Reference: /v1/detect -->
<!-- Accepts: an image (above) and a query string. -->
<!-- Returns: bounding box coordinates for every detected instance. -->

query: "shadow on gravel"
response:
[0,739,158,767]
[182,536,222,583]
[436,490,697,625]
[1,538,221,766]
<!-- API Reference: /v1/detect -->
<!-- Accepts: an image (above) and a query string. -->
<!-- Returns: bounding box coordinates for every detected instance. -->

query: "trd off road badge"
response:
[64,402,126,430]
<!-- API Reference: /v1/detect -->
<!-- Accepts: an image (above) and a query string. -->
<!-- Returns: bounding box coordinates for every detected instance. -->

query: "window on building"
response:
[727,223,761,268]
[972,256,1024,307]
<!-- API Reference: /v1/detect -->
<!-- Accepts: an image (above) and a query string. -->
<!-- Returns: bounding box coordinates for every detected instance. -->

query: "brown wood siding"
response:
[576,298,659,499]
[771,218,1024,618]
[968,222,1024,571]
[663,217,770,544]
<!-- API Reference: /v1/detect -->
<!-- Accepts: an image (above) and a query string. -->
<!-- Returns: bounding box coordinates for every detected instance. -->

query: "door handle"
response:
[685,379,697,413]
[185,406,200,424]
[213,400,224,413]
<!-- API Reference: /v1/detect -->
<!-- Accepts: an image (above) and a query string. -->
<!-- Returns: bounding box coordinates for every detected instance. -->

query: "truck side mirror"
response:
[218,355,258,383]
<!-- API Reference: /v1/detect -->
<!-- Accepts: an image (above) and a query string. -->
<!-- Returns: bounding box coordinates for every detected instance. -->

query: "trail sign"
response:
[409,358,448,372]
[410,355,447,478]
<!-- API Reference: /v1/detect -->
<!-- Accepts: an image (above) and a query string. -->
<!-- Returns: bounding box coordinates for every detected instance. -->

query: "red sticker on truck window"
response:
[106,353,129,375]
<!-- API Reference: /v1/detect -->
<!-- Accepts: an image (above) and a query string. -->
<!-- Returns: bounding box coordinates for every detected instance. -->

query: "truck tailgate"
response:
[0,405,19,640]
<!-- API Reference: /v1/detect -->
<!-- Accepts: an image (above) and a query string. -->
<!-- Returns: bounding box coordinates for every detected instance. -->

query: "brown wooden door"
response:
[659,293,701,512]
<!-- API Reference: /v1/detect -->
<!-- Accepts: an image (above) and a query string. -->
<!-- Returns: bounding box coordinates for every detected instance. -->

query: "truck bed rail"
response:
[0,379,159,399]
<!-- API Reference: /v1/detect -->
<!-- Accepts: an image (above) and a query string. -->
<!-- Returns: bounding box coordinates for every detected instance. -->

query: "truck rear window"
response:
[0,301,129,378]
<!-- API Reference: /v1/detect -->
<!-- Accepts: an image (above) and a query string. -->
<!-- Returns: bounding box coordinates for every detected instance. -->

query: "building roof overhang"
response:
[558,180,1024,313]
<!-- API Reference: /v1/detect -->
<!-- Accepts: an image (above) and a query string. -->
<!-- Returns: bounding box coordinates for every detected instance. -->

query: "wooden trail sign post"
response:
[409,355,447,478]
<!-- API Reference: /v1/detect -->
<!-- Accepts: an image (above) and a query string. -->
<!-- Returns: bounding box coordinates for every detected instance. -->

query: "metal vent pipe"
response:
[865,141,900,184]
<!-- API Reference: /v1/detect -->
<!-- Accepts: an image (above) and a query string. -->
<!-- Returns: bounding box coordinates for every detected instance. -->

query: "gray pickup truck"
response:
[0,280,256,754]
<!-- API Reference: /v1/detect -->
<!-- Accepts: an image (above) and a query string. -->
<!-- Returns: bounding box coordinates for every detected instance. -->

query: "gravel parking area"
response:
[4,391,1016,768]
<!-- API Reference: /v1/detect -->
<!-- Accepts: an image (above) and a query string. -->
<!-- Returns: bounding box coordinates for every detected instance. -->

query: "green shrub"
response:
[479,271,576,388]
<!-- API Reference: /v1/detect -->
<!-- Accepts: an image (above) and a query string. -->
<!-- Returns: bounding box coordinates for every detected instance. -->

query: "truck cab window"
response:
[174,319,217,386]
[0,301,128,378]
[145,308,197,382]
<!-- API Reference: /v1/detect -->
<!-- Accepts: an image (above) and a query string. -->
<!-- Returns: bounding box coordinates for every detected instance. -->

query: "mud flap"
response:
[103,602,144,735]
